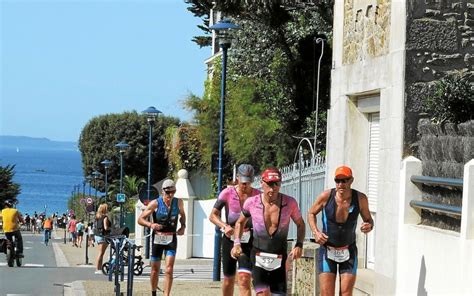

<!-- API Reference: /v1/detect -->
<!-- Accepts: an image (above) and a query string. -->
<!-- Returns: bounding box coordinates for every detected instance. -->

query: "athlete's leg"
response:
[150,244,164,293]
[238,272,252,296]
[319,273,337,296]
[223,276,235,296]
[163,252,176,296]
[340,274,357,296]
[150,260,161,293]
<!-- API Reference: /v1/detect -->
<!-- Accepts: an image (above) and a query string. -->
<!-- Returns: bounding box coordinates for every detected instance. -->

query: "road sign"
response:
[116,193,126,203]
[86,197,93,205]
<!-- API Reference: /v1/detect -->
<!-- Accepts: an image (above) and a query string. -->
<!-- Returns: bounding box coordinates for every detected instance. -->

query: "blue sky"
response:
[1,0,209,142]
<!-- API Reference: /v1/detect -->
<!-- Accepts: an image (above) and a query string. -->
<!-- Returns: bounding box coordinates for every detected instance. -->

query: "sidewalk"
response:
[54,232,236,295]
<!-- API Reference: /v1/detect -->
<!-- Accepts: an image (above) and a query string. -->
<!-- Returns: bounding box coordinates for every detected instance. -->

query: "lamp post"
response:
[209,18,239,281]
[115,141,129,227]
[142,106,162,259]
[313,37,325,151]
[101,159,113,202]
[92,170,101,202]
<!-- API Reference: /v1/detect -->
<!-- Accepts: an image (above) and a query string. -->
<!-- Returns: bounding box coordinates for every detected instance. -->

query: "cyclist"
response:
[0,200,25,257]
[43,216,53,246]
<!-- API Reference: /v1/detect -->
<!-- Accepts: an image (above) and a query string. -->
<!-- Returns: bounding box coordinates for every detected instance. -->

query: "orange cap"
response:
[334,166,352,178]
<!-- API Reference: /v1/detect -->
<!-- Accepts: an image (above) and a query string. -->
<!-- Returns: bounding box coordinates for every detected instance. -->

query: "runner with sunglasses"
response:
[209,164,260,296]
[307,165,374,296]
[138,179,186,296]
[231,167,305,295]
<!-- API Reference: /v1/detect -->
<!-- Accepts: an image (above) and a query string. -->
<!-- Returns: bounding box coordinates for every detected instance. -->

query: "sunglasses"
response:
[164,190,176,195]
[334,178,351,184]
[265,181,281,187]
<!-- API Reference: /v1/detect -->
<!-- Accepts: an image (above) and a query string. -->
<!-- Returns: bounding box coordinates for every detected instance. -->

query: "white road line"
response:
[52,242,69,267]
[0,263,45,267]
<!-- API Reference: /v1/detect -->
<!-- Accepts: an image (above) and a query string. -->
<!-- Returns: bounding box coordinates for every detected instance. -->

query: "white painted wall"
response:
[191,199,216,258]
[328,1,407,294]
[396,158,474,295]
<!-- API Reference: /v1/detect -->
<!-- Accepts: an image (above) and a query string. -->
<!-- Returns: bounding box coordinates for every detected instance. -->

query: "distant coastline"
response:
[0,135,78,151]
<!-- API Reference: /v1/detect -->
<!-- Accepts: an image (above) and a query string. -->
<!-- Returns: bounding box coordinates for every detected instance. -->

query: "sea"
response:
[0,143,84,216]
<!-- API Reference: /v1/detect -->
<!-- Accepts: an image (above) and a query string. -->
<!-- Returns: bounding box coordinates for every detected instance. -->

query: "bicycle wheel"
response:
[102,262,110,275]
[6,246,14,267]
[133,261,144,276]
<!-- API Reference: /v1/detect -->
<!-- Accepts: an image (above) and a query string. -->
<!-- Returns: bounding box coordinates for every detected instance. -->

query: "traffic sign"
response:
[117,193,126,203]
[86,197,93,205]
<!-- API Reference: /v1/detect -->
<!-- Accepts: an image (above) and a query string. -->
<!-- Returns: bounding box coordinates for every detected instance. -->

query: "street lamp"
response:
[92,170,101,201]
[209,18,239,281]
[115,141,130,227]
[142,106,162,258]
[101,159,113,202]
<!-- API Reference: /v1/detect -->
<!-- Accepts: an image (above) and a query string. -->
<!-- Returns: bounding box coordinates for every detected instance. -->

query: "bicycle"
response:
[1,235,23,267]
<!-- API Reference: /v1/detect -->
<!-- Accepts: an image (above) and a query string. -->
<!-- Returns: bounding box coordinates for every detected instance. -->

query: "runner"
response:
[307,165,374,296]
[138,179,186,296]
[231,167,305,295]
[209,164,260,296]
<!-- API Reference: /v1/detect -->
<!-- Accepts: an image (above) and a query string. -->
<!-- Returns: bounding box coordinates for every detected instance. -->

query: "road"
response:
[0,232,218,295]
[0,233,97,295]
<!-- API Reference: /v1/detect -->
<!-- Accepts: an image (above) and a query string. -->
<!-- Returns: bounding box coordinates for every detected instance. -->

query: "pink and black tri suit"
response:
[213,186,260,277]
[241,193,302,295]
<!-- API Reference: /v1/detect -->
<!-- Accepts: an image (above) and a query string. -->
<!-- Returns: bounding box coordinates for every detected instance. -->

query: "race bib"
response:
[153,232,173,245]
[231,230,251,243]
[327,245,350,263]
[255,252,282,271]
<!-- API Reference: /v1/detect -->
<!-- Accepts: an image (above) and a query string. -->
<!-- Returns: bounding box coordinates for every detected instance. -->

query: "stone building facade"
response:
[326,0,473,295]
[405,0,474,156]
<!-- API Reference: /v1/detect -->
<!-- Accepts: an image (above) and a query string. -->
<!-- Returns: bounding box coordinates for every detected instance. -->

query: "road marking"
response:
[0,263,45,267]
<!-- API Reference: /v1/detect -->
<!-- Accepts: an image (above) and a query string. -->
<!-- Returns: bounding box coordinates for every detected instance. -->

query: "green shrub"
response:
[426,74,474,124]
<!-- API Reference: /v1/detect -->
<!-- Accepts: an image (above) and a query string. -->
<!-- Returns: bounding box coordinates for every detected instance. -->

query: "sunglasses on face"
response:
[334,178,351,184]
[265,181,281,187]
[164,190,176,195]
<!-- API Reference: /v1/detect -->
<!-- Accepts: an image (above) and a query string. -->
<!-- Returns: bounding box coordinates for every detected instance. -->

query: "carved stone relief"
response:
[343,0,391,64]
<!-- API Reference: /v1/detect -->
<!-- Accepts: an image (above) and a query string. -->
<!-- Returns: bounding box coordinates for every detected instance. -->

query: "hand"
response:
[150,223,163,232]
[177,226,185,236]
[222,224,234,238]
[314,231,328,245]
[289,246,302,260]
[230,245,242,259]
[360,222,373,233]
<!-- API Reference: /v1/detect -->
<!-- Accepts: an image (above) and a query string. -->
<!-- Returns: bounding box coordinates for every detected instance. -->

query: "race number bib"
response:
[327,245,350,263]
[153,232,173,245]
[231,230,251,243]
[255,252,282,271]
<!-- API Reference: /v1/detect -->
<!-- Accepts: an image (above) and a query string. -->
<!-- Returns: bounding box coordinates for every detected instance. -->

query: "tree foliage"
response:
[165,124,205,175]
[78,111,180,191]
[0,164,21,209]
[185,0,333,179]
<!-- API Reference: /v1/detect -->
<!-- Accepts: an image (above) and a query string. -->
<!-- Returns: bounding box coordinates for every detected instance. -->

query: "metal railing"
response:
[410,175,463,217]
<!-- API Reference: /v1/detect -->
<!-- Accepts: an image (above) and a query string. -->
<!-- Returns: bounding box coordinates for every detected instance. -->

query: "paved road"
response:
[0,233,98,295]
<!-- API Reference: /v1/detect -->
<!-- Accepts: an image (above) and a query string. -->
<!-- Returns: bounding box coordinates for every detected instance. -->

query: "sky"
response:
[0,0,210,142]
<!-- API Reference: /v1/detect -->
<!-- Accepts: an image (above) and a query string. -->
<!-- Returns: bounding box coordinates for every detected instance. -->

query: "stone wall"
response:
[404,0,474,156]
[343,0,391,64]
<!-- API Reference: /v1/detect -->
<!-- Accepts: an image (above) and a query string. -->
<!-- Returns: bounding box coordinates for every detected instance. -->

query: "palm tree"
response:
[108,175,146,212]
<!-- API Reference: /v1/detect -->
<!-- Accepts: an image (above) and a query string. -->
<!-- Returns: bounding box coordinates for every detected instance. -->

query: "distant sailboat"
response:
[16,147,20,152]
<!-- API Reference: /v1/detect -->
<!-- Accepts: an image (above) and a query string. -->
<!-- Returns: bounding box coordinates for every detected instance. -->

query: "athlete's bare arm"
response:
[358,192,374,233]
[308,189,331,245]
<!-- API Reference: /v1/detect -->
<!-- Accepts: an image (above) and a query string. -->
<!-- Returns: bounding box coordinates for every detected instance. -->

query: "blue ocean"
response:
[0,145,84,216]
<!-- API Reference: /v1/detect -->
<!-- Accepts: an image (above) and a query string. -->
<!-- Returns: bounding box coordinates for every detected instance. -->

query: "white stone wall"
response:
[396,158,474,295]
[328,0,407,294]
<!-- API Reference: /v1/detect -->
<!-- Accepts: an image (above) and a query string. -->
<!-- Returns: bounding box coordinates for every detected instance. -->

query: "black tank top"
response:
[322,189,360,247]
